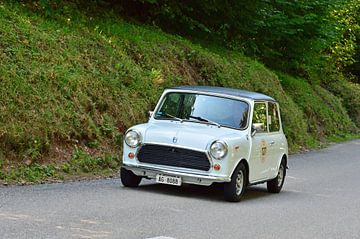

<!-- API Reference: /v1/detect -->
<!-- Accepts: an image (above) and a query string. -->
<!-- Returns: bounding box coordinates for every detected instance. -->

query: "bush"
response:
[70,148,119,173]
[326,80,360,127]
[279,74,357,140]
[5,164,56,183]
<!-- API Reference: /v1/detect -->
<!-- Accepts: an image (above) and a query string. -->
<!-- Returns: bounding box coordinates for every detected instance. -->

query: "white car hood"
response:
[142,120,242,150]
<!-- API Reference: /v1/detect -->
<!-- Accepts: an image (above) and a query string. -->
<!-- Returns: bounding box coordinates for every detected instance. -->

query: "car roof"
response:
[169,86,276,102]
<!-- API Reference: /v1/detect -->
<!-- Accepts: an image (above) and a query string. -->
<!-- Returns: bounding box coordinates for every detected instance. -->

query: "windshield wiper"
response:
[157,112,183,122]
[189,115,221,128]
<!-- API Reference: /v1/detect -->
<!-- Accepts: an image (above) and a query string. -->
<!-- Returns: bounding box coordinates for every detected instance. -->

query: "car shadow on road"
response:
[134,181,273,202]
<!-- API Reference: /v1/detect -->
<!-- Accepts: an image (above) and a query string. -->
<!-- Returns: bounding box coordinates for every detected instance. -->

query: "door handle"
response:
[269,141,275,146]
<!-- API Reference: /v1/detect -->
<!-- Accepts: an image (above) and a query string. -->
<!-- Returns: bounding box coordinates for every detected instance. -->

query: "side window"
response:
[252,102,267,133]
[268,102,280,132]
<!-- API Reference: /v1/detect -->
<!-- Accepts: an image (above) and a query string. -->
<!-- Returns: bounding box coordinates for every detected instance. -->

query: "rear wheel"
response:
[121,167,142,187]
[223,163,247,202]
[267,159,286,193]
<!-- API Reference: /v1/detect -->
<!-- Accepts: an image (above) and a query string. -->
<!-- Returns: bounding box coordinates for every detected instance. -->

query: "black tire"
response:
[224,163,247,202]
[120,167,142,187]
[267,159,286,193]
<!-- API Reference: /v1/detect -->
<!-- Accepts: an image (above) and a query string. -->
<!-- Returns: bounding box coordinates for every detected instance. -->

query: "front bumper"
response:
[123,163,231,186]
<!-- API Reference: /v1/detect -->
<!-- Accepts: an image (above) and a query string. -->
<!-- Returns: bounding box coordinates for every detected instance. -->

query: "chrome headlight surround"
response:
[124,129,142,148]
[209,140,228,160]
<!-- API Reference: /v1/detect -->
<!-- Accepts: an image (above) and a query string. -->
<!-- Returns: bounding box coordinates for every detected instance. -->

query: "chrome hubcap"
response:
[277,164,284,186]
[236,171,244,195]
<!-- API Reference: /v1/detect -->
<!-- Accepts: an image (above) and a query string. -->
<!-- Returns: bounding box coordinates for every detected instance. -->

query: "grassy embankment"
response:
[0,1,359,184]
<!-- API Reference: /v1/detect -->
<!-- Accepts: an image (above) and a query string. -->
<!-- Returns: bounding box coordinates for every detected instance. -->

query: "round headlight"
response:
[209,141,228,159]
[125,130,141,148]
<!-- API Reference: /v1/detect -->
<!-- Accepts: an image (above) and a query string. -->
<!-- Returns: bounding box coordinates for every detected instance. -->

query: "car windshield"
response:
[154,92,249,129]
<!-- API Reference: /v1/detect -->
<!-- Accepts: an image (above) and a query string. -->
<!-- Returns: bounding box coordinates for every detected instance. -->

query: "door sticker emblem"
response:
[260,139,267,163]
[173,137,178,143]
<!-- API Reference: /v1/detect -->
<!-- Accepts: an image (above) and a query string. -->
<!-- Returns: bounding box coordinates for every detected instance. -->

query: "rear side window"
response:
[252,102,267,133]
[268,102,280,132]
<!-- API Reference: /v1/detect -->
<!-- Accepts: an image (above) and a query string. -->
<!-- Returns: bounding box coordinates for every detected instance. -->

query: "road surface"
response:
[1,140,360,239]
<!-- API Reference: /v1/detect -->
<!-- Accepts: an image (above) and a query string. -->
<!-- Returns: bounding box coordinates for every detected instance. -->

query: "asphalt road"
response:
[1,140,360,239]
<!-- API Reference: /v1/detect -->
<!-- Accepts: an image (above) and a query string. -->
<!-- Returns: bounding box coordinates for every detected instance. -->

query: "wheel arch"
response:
[281,154,288,168]
[231,158,249,186]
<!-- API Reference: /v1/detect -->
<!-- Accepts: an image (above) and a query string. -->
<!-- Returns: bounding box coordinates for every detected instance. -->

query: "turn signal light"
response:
[128,152,135,159]
[214,164,221,171]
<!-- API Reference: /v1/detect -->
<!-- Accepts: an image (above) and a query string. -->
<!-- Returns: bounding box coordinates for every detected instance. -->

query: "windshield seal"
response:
[153,91,250,130]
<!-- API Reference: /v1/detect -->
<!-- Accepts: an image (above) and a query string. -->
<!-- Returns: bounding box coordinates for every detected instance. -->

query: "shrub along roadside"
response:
[0,149,120,185]
[325,80,360,128]
[279,74,358,141]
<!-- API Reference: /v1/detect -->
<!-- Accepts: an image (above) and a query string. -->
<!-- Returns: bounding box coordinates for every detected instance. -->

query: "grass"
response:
[0,149,120,185]
[0,1,359,184]
[326,79,360,128]
[279,74,358,140]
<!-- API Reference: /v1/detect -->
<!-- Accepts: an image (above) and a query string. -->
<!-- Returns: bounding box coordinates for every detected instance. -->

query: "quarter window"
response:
[268,102,280,132]
[252,102,267,133]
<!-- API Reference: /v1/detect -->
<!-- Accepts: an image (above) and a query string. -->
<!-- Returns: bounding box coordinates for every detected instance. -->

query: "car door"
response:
[266,102,284,179]
[249,102,272,182]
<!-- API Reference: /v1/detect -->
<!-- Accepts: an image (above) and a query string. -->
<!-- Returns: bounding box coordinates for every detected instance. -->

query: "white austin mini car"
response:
[121,86,288,202]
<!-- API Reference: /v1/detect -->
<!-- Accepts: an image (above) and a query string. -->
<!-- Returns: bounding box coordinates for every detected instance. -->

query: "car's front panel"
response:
[122,122,250,186]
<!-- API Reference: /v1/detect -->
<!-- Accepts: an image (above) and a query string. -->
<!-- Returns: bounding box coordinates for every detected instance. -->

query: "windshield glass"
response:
[154,92,249,129]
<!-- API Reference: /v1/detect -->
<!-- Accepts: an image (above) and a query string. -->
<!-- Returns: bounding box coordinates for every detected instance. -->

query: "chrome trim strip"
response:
[123,163,231,182]
[139,142,207,153]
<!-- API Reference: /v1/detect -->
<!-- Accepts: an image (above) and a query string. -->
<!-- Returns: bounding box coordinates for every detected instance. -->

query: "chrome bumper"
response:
[122,163,231,186]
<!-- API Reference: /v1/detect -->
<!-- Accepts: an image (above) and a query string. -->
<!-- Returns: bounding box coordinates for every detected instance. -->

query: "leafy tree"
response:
[327,0,360,82]
[31,0,360,82]
[117,0,351,77]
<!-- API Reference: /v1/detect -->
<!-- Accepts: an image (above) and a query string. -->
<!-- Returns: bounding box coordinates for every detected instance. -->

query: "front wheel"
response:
[267,159,286,193]
[121,167,142,187]
[223,163,247,202]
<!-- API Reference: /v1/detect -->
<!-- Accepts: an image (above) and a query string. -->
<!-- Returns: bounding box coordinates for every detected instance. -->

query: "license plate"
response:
[156,174,182,186]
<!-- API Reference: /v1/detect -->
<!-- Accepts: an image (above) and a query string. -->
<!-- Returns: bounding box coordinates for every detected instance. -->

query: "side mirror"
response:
[251,125,257,137]
[149,111,154,118]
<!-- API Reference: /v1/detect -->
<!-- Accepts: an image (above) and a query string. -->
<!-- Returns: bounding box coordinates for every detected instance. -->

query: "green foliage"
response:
[0,2,146,161]
[327,0,360,77]
[115,0,356,77]
[39,0,55,16]
[70,148,119,173]
[326,80,360,127]
[0,148,120,184]
[27,0,360,82]
[5,164,56,183]
[343,1,360,83]
[279,74,357,140]
[0,0,359,183]
[0,159,4,180]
